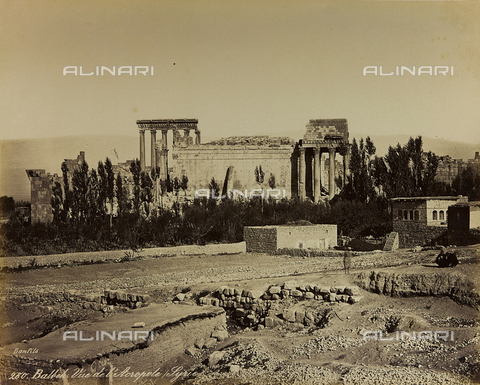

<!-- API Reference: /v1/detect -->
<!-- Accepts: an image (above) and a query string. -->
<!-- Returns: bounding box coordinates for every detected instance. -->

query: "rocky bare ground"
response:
[0,244,479,384]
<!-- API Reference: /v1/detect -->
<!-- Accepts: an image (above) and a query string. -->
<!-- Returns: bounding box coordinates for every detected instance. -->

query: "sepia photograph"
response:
[0,1,479,384]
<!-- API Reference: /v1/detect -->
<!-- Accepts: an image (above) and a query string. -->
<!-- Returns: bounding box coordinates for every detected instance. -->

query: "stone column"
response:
[329,148,336,199]
[150,130,157,170]
[299,147,306,200]
[195,130,201,145]
[139,130,146,171]
[314,148,321,202]
[160,130,168,181]
[343,149,350,186]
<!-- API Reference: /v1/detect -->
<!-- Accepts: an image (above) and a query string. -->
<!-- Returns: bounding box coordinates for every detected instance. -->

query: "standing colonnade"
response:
[136,119,200,181]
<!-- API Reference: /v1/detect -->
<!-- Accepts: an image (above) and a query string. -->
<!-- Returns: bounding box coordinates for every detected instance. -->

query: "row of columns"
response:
[139,128,200,179]
[298,147,350,201]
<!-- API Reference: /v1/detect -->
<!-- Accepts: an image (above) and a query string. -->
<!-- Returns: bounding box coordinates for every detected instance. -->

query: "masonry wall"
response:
[394,221,447,248]
[392,200,448,248]
[171,145,294,197]
[244,226,277,254]
[28,171,55,223]
[276,225,337,250]
[244,225,337,254]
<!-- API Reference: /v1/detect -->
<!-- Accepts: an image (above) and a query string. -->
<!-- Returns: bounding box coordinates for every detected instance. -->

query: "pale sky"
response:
[1,0,479,143]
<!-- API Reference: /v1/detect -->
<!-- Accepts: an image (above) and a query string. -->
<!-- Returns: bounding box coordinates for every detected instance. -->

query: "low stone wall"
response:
[0,242,247,271]
[198,281,363,327]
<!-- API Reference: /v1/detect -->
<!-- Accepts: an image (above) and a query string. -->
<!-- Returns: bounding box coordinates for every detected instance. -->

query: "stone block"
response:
[185,346,200,357]
[304,292,314,299]
[348,296,363,304]
[281,289,290,298]
[229,364,240,373]
[262,293,271,300]
[203,338,218,349]
[283,309,296,322]
[283,281,298,290]
[271,294,280,300]
[269,286,281,295]
[318,286,330,294]
[249,290,264,299]
[208,351,225,366]
[291,289,303,297]
[194,338,205,349]
[234,288,242,296]
[175,293,186,301]
[295,310,305,324]
[344,286,361,296]
[326,293,336,302]
[265,317,275,328]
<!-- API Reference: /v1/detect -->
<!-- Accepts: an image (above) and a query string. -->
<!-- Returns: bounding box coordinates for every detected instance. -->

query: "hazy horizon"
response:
[1,1,479,142]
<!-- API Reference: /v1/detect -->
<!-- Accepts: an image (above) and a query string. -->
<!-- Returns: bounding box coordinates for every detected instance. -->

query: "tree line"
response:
[0,135,478,257]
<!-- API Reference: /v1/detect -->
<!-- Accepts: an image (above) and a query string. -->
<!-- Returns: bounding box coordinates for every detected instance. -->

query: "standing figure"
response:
[343,247,353,274]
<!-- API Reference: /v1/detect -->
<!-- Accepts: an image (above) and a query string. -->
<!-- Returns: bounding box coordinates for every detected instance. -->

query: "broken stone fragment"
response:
[132,322,145,328]
[208,351,225,367]
[175,293,186,301]
[185,346,200,357]
[194,338,205,349]
[211,330,229,341]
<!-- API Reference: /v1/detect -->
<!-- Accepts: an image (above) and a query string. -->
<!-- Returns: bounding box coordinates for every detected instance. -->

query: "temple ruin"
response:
[136,119,200,181]
[138,118,350,200]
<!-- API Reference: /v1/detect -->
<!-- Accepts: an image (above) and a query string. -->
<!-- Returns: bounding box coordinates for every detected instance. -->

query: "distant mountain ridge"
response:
[1,134,478,201]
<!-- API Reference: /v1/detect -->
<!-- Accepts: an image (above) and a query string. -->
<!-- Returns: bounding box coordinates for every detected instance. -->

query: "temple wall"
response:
[170,145,294,197]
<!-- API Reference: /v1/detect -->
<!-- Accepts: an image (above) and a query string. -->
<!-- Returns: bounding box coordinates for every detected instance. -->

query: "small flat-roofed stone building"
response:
[244,224,337,254]
[391,196,467,248]
[447,201,480,245]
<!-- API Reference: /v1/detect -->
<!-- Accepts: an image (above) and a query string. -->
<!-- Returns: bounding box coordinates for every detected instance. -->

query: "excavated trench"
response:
[355,270,480,309]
